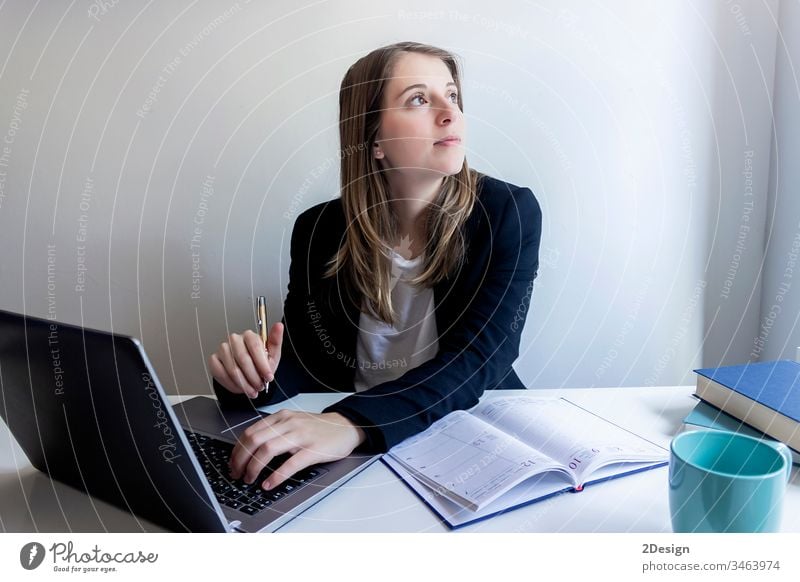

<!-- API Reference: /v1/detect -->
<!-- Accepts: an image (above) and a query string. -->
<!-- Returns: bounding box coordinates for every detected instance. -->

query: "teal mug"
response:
[669,430,793,532]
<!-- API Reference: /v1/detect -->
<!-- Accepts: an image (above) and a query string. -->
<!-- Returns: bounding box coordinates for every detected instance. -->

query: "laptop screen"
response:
[0,309,228,532]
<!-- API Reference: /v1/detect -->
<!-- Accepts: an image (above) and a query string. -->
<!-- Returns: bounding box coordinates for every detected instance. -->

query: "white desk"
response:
[1,386,797,532]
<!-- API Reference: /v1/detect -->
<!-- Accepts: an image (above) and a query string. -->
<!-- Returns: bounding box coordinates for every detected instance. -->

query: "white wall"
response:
[0,0,787,394]
[760,0,800,362]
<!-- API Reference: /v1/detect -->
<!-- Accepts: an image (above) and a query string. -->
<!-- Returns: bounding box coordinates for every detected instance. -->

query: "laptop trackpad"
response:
[172,396,269,442]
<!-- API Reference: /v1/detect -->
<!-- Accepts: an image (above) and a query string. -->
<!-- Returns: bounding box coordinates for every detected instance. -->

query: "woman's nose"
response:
[436,102,459,124]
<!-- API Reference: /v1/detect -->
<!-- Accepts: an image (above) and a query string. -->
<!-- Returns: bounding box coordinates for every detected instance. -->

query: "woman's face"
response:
[374,52,465,179]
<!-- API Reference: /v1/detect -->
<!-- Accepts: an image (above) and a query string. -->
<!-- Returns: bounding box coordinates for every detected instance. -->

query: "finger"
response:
[243,330,273,382]
[208,353,238,393]
[243,437,297,485]
[220,342,256,398]
[229,434,263,481]
[229,334,264,392]
[267,322,284,364]
[263,449,317,491]
[217,342,247,394]
[228,412,291,479]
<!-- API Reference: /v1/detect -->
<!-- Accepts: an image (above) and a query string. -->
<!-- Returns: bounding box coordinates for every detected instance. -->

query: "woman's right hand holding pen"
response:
[208,323,284,399]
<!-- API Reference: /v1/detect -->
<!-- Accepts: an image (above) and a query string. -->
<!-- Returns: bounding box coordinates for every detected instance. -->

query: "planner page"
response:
[387,409,571,511]
[472,397,668,484]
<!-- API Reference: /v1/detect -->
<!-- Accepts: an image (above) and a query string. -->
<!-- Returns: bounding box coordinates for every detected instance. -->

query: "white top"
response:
[353,249,439,392]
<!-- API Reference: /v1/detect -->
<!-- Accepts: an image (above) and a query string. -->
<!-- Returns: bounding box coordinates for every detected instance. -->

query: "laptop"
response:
[0,308,379,532]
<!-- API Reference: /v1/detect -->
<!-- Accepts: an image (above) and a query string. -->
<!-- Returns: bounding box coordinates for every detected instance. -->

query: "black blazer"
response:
[213,175,542,454]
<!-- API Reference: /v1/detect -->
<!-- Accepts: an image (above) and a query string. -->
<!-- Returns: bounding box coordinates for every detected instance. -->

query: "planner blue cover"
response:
[693,360,800,423]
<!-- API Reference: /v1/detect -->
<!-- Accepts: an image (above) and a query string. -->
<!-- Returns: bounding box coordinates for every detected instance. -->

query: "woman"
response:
[209,41,542,492]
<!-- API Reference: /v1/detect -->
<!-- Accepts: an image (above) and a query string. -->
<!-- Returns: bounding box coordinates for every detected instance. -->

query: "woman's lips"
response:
[434,138,461,146]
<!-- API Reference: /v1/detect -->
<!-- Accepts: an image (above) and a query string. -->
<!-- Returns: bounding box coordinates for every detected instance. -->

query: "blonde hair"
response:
[325,41,483,325]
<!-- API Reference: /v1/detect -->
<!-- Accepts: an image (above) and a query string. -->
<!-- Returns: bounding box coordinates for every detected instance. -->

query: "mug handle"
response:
[772,442,794,483]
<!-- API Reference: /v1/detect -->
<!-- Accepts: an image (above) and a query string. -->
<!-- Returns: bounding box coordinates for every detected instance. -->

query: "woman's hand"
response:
[228,410,367,489]
[208,323,283,399]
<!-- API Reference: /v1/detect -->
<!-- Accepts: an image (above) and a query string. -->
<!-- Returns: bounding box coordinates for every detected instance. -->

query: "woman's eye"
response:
[410,92,459,106]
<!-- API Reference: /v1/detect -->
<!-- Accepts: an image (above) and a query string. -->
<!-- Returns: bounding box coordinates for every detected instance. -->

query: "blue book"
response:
[693,360,800,453]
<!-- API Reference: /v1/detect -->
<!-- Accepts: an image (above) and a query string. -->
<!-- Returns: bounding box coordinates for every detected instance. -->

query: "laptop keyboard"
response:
[184,430,324,516]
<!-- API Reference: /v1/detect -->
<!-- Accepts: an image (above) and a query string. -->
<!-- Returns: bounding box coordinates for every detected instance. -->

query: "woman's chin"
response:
[442,160,466,177]
[428,157,466,177]
[398,160,465,180]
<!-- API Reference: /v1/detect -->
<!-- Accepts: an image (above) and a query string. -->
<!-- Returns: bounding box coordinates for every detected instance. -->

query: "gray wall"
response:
[0,0,793,395]
[759,0,800,362]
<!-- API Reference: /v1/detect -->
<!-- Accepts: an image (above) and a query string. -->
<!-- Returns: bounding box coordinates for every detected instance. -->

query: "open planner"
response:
[382,396,669,529]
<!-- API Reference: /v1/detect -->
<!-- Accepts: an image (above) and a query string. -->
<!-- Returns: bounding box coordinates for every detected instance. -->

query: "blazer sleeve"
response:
[212,209,329,408]
[322,186,542,453]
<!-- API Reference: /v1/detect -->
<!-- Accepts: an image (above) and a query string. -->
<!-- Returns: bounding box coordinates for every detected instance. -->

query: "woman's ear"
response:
[373,142,384,159]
